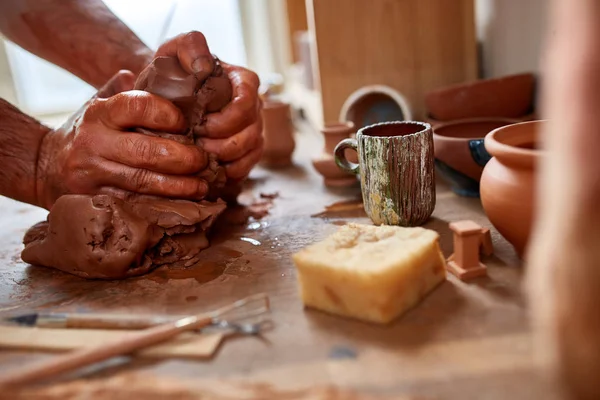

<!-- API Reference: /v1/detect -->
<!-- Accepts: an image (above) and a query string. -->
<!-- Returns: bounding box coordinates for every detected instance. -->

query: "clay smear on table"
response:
[310,198,365,219]
[21,56,238,279]
[219,192,279,226]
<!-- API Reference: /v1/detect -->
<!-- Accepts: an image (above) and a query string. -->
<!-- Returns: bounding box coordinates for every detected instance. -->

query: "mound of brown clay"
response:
[22,56,235,279]
[22,195,226,279]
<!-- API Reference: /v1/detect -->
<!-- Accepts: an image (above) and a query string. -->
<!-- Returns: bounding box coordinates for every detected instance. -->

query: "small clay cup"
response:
[480,120,544,257]
[260,100,295,167]
[433,118,517,197]
[312,122,358,187]
[425,73,536,121]
[334,121,435,226]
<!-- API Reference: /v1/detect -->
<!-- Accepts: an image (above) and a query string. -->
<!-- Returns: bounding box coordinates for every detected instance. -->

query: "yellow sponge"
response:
[292,223,446,324]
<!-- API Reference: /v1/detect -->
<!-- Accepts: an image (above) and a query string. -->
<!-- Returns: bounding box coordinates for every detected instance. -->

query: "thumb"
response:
[155,31,214,81]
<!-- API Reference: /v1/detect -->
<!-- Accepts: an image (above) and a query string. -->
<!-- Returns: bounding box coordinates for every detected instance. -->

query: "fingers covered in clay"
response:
[199,116,263,162]
[225,144,264,181]
[100,161,209,200]
[35,85,214,209]
[92,91,187,132]
[155,31,215,82]
[190,62,263,180]
[198,63,261,139]
[96,131,208,175]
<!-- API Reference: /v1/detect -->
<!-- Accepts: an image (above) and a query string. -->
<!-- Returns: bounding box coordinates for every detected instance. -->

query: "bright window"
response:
[4,0,247,116]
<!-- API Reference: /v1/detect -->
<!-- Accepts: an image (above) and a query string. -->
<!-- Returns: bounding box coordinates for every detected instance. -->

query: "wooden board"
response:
[0,326,224,358]
[0,127,555,399]
[306,0,478,122]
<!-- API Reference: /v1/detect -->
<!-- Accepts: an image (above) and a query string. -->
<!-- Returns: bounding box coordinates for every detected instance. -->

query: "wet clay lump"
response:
[21,56,233,279]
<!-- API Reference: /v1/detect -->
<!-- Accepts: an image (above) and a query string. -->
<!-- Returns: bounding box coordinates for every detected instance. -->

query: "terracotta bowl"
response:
[339,85,413,130]
[427,112,537,128]
[425,73,536,121]
[433,118,517,197]
[480,120,544,258]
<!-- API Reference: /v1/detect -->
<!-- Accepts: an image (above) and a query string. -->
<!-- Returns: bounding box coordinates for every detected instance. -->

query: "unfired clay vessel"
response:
[425,73,536,121]
[260,100,295,167]
[480,120,543,257]
[312,122,357,187]
[433,118,517,197]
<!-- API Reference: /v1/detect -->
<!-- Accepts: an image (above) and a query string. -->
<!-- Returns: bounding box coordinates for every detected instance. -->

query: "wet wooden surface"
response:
[0,127,554,399]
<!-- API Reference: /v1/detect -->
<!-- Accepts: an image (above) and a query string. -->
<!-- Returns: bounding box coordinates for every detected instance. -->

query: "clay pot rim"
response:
[484,120,546,166]
[358,120,431,138]
[339,84,414,123]
[426,72,535,98]
[426,112,537,125]
[322,121,355,135]
[433,117,519,142]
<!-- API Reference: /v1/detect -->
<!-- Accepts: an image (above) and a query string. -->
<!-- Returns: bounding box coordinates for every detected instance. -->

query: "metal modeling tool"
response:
[0,293,270,388]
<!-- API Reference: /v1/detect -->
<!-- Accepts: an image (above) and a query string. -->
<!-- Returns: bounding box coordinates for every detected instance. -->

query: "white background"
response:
[3,0,247,115]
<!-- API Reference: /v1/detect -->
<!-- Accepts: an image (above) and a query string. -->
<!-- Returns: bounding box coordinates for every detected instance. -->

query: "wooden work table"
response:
[0,126,556,399]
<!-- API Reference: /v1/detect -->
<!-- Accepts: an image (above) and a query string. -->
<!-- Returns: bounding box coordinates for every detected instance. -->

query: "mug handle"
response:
[334,138,360,175]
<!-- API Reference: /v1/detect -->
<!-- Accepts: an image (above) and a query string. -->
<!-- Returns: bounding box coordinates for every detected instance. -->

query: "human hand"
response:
[197,61,263,181]
[154,32,263,181]
[35,70,209,210]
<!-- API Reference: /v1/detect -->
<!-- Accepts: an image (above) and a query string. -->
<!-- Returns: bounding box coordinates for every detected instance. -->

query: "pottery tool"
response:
[0,326,225,359]
[4,312,178,330]
[0,320,272,358]
[202,319,273,336]
[0,293,270,388]
[5,311,273,333]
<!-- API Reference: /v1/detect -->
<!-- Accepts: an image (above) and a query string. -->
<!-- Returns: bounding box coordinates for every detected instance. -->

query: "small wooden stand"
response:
[447,221,490,281]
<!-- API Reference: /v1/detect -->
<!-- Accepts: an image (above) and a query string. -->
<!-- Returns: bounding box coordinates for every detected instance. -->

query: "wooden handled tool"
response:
[59,314,175,329]
[6,312,179,330]
[0,293,269,388]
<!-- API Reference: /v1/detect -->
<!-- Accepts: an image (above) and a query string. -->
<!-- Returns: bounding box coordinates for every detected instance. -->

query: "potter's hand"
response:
[35,70,209,210]
[197,62,263,181]
[154,32,264,181]
[154,31,215,82]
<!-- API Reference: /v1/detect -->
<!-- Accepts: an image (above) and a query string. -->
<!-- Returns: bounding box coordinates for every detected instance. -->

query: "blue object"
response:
[469,139,492,166]
[329,345,358,360]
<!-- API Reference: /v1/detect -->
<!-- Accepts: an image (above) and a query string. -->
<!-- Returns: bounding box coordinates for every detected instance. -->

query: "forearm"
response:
[0,0,153,88]
[527,1,600,398]
[0,99,50,206]
[542,0,600,212]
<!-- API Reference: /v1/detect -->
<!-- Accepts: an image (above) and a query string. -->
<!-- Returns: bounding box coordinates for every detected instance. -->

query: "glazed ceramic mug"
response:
[334,121,435,226]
